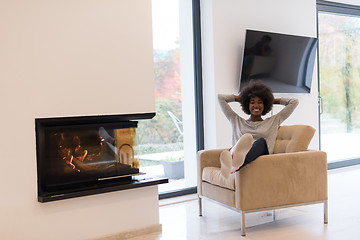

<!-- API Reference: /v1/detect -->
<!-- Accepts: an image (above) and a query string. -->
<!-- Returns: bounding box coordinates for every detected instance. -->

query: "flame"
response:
[55,132,103,173]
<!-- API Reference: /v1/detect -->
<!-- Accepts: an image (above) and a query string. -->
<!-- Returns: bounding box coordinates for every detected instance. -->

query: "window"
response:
[317,0,360,168]
[136,0,201,196]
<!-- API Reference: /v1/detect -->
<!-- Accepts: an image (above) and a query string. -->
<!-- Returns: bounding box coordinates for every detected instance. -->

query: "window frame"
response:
[317,0,360,170]
[159,0,203,199]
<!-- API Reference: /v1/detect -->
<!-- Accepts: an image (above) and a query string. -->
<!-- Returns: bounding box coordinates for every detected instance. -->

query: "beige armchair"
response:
[197,125,328,236]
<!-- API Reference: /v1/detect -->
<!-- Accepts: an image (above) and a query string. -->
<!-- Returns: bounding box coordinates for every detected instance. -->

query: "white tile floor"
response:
[129,165,360,240]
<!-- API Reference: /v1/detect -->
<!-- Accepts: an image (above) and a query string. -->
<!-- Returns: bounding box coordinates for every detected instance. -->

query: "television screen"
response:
[239,29,317,93]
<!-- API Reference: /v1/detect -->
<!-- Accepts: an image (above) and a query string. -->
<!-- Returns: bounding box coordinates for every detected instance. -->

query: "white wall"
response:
[0,1,158,239]
[0,0,155,119]
[201,0,319,150]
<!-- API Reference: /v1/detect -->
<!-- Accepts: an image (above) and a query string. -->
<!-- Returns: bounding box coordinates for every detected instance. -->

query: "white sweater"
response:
[218,94,299,154]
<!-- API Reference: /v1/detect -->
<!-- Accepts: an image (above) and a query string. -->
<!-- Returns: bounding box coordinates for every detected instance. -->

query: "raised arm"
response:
[217,94,238,121]
[274,98,299,123]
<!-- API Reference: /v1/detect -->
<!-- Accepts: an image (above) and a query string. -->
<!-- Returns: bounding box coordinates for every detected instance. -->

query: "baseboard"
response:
[91,224,162,240]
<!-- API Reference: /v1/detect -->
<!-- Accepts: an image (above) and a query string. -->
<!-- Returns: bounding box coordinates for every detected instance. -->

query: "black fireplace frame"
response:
[35,112,167,202]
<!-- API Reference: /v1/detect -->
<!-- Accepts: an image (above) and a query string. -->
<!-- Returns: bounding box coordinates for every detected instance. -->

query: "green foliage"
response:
[136,48,183,152]
[319,14,360,132]
[135,142,182,155]
[162,155,184,162]
[136,98,183,146]
[320,66,360,129]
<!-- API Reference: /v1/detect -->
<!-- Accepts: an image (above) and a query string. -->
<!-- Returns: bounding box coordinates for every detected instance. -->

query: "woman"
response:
[218,81,298,178]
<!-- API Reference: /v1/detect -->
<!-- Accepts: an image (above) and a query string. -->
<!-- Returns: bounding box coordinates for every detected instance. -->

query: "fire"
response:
[52,127,137,174]
[55,132,103,173]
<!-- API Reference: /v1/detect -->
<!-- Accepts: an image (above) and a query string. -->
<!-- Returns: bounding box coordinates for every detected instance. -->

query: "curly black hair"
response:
[238,81,274,115]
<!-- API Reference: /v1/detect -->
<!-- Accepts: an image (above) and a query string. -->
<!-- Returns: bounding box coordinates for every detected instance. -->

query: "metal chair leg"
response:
[198,197,203,216]
[324,200,328,224]
[241,211,246,236]
[272,209,276,221]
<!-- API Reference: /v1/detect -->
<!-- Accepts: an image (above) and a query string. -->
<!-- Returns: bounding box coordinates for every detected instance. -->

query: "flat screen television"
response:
[239,29,318,93]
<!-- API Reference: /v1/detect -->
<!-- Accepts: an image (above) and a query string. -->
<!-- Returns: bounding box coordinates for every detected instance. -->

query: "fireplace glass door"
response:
[36,117,140,196]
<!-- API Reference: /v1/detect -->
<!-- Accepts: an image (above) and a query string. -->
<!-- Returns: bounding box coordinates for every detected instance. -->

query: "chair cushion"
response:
[273,125,315,154]
[202,167,235,190]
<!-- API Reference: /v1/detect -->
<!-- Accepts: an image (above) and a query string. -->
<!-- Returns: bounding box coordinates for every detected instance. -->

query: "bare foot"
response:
[220,150,232,178]
[231,133,253,169]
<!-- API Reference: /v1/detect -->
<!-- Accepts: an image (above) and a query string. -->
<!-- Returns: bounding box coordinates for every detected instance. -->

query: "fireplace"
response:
[36,113,167,202]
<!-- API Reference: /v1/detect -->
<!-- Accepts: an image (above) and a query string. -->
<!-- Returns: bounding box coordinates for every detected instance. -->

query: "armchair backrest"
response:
[273,125,315,154]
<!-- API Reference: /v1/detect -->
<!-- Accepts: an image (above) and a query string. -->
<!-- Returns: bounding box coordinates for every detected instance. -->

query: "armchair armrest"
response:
[235,150,328,211]
[197,149,226,195]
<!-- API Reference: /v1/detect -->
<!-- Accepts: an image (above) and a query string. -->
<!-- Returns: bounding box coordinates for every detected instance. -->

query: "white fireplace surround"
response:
[0,1,158,239]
